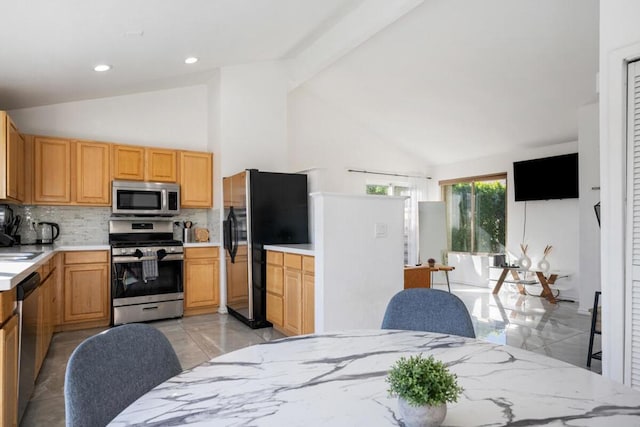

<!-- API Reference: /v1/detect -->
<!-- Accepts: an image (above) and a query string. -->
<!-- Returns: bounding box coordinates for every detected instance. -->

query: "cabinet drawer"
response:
[284,253,301,270]
[64,251,109,265]
[185,247,219,259]
[267,251,283,265]
[302,256,314,274]
[0,287,16,325]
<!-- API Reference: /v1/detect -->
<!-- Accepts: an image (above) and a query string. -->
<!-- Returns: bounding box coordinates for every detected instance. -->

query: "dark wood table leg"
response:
[493,268,509,294]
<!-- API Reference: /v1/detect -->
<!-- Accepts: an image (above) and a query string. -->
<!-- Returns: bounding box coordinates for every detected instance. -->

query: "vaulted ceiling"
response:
[1,0,598,166]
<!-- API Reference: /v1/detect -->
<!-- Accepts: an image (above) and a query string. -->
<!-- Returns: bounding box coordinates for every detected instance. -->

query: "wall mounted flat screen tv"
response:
[513,153,579,201]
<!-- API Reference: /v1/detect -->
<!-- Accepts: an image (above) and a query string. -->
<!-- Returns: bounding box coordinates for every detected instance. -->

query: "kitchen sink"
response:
[0,252,43,261]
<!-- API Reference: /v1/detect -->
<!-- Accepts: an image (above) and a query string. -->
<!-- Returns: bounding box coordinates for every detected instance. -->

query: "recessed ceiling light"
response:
[184,57,198,64]
[94,64,111,72]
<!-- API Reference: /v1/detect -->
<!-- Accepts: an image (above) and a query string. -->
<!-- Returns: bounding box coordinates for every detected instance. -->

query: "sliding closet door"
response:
[626,59,640,388]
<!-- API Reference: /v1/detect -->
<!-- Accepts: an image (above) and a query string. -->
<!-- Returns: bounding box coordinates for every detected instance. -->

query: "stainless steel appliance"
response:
[16,271,41,423]
[223,169,309,328]
[109,218,184,325]
[34,221,60,244]
[112,180,180,216]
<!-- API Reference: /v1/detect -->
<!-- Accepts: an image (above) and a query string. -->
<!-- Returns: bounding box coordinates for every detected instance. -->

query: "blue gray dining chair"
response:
[64,323,182,427]
[381,288,476,338]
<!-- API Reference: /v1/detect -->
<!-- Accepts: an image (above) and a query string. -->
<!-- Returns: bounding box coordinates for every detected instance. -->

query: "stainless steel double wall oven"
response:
[109,218,184,325]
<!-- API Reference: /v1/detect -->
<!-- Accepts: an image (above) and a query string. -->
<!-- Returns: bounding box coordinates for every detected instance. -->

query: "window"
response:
[441,174,506,254]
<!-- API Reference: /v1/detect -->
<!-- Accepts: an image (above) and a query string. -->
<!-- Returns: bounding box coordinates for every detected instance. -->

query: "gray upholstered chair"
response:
[381,288,476,338]
[64,323,182,427]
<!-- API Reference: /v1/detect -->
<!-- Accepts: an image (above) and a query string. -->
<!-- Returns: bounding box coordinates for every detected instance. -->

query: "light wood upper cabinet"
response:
[146,148,177,182]
[179,151,213,208]
[76,141,110,205]
[0,111,25,203]
[34,136,71,203]
[112,144,145,181]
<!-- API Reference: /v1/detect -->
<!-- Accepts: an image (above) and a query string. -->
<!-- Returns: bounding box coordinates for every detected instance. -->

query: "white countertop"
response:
[264,243,315,256]
[0,243,110,291]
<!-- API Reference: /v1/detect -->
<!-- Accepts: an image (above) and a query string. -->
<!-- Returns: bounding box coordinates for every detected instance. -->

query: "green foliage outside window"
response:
[366,185,389,195]
[447,179,505,253]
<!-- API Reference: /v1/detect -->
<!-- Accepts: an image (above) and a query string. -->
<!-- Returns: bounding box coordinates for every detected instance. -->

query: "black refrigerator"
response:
[223,169,309,328]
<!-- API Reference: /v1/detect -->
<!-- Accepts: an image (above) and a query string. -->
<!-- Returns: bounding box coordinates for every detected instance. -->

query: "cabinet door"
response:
[185,258,219,309]
[226,251,248,305]
[76,141,110,205]
[63,264,109,324]
[112,145,144,181]
[34,137,71,203]
[179,151,213,208]
[6,119,23,201]
[302,272,315,335]
[283,268,302,335]
[16,134,25,202]
[266,293,284,328]
[0,314,19,427]
[145,148,177,182]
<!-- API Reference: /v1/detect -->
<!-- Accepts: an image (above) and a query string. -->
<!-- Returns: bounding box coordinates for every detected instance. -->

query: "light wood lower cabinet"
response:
[184,247,219,316]
[0,287,18,427]
[61,251,110,330]
[266,251,314,336]
[0,314,18,427]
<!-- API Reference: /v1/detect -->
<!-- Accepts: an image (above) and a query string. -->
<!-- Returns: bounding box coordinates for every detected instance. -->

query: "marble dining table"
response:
[109,329,640,426]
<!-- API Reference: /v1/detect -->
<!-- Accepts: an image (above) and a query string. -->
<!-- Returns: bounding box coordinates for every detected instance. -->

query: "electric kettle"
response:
[34,222,60,244]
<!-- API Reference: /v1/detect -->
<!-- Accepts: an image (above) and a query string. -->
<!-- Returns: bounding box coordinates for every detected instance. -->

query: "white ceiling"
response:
[0,0,361,109]
[1,0,599,167]
[301,0,600,165]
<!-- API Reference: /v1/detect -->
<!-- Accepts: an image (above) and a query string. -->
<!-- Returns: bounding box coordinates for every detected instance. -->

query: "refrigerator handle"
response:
[230,208,239,262]
[223,218,232,253]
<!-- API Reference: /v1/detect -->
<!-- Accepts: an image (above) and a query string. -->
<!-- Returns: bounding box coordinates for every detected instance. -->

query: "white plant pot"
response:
[398,398,447,427]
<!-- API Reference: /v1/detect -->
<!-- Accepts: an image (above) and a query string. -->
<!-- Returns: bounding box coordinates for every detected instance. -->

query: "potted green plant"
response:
[387,354,463,427]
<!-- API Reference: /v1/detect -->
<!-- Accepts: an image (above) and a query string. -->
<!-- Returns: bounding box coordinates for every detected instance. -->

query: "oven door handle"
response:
[113,254,184,264]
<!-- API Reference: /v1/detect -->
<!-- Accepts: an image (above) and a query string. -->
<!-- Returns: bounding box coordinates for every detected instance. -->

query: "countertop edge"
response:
[264,244,315,256]
[0,244,110,291]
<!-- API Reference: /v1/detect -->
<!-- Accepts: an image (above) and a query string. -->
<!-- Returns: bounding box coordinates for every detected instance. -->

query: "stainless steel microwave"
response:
[112,181,180,216]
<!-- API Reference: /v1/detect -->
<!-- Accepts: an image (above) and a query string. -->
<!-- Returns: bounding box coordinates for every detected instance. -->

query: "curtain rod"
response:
[347,168,431,180]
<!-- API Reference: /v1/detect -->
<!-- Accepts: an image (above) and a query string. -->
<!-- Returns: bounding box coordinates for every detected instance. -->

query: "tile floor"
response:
[20,283,601,426]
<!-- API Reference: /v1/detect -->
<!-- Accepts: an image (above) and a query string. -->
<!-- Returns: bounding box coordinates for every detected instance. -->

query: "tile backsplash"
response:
[10,205,219,245]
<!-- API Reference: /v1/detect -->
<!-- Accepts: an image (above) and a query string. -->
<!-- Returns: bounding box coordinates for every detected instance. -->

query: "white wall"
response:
[288,89,430,193]
[313,193,405,332]
[578,102,600,313]
[8,86,208,150]
[599,0,640,383]
[219,61,289,177]
[432,141,580,301]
